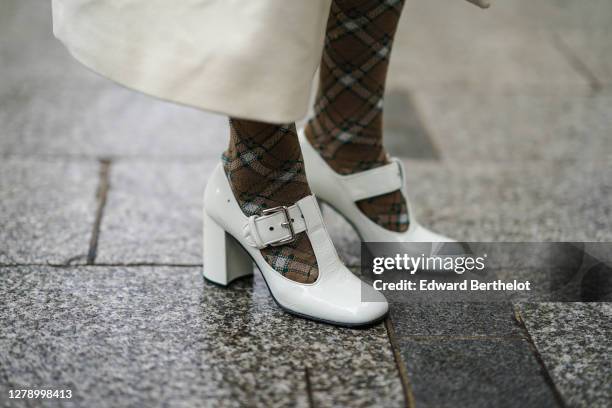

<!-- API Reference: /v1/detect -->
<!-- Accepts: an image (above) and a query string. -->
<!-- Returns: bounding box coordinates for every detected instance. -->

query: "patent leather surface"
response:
[203,163,388,326]
[299,130,456,253]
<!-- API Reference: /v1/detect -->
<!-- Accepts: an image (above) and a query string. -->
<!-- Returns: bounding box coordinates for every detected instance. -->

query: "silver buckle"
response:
[261,205,296,246]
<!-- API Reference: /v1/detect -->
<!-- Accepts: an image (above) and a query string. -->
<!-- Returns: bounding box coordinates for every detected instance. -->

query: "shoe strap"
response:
[342,159,404,201]
[243,203,307,249]
[296,195,341,271]
[243,195,342,273]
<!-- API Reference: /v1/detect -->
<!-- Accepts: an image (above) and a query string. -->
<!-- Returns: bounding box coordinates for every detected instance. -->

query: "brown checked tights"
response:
[305,0,409,232]
[224,0,408,284]
[223,119,319,284]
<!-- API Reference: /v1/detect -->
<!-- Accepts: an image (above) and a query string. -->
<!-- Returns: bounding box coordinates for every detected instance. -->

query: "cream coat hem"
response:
[52,0,332,124]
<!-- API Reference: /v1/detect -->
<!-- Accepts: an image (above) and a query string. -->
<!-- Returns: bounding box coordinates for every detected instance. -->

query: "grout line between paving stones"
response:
[400,335,525,342]
[384,316,416,408]
[0,152,222,162]
[88,262,202,268]
[552,33,603,95]
[513,305,569,408]
[0,263,202,268]
[3,152,612,166]
[304,366,315,408]
[87,159,111,265]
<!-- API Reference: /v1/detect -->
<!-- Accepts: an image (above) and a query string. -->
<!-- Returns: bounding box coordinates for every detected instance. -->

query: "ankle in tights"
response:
[223,118,318,284]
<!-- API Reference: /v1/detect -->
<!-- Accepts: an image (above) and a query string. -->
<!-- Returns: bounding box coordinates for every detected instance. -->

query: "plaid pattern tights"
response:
[223,119,319,284]
[223,0,408,284]
[305,0,409,232]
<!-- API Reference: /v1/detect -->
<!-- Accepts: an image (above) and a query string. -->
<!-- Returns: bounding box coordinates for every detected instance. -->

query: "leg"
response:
[305,0,409,232]
[223,118,318,284]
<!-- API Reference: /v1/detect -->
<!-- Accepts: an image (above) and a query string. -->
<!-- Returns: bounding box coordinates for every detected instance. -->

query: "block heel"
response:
[203,210,253,286]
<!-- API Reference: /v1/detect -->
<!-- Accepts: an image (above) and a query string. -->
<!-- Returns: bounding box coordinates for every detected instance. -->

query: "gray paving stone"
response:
[398,0,612,32]
[558,30,612,86]
[399,159,612,242]
[0,74,229,159]
[413,92,612,163]
[388,0,612,97]
[383,90,440,160]
[531,0,612,30]
[95,161,215,264]
[389,6,590,93]
[0,265,402,408]
[0,157,98,265]
[392,0,612,92]
[0,0,92,85]
[517,303,612,408]
[390,302,523,338]
[397,339,558,408]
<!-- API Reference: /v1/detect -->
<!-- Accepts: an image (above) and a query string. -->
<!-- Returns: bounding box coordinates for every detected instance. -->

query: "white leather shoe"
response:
[299,130,457,255]
[203,163,388,327]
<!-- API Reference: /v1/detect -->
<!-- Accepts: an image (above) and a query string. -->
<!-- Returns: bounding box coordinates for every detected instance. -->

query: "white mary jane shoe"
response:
[202,163,388,327]
[299,130,456,254]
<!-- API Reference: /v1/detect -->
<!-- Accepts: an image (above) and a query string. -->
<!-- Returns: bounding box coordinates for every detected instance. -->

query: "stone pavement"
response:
[1,0,611,407]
